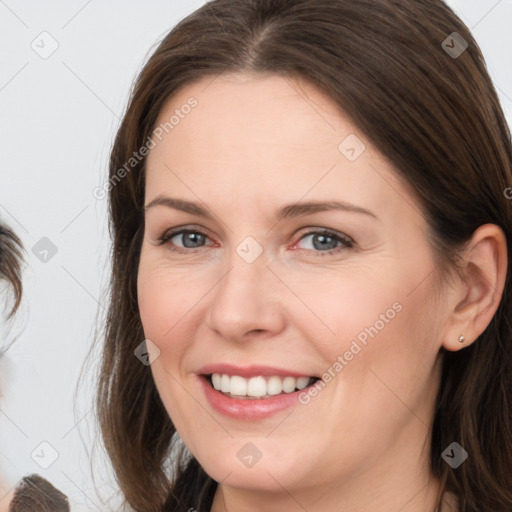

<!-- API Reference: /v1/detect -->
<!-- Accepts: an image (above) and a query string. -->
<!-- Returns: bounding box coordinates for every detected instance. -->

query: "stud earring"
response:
[458,335,465,343]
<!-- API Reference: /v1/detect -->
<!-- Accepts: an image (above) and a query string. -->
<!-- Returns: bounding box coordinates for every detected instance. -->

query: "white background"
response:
[0,1,511,510]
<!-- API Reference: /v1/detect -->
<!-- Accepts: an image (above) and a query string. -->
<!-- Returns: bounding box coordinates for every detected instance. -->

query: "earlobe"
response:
[442,224,508,352]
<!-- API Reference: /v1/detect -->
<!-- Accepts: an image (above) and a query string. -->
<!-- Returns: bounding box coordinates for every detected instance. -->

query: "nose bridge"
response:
[205,238,284,340]
[219,232,268,292]
[216,240,270,312]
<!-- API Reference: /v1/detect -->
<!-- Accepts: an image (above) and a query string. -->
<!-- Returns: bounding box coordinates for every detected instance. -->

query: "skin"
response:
[0,488,13,512]
[137,72,507,512]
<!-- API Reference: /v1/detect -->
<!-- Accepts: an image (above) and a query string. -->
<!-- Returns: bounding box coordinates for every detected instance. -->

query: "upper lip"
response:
[197,363,318,379]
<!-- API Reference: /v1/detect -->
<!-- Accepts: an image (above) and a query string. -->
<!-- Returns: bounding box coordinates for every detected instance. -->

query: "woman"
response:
[96,0,512,511]
[0,227,70,511]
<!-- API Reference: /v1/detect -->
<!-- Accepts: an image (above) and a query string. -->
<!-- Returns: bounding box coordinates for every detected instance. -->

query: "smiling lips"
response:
[197,364,321,419]
[210,373,316,398]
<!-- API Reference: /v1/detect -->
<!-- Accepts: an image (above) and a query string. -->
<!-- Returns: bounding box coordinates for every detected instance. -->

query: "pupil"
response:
[313,234,336,251]
[184,232,204,248]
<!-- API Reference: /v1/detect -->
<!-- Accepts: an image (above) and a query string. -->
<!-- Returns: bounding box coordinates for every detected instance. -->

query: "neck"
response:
[210,468,445,512]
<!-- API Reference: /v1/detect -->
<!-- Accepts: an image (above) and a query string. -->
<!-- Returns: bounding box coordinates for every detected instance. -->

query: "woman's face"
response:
[138,73,448,502]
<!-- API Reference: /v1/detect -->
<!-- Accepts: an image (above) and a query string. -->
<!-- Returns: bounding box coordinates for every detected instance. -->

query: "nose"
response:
[204,250,286,343]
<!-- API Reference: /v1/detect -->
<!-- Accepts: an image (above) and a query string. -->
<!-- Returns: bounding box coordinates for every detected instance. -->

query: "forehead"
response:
[150,72,351,163]
[145,72,423,225]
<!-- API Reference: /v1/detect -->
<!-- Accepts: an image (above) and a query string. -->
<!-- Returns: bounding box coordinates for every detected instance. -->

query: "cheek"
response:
[137,253,208,351]
[137,275,176,341]
[335,278,441,431]
[292,258,440,410]
[285,265,406,356]
[137,259,209,438]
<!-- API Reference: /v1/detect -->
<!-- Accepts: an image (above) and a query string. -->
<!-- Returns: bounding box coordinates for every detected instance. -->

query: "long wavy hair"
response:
[96,1,512,510]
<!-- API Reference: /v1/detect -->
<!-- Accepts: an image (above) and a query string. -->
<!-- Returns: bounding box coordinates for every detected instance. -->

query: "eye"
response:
[157,227,353,257]
[294,229,353,256]
[158,228,214,253]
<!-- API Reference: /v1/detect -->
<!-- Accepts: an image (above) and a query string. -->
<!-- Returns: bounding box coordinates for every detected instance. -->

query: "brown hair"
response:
[96,1,512,510]
[0,224,23,320]
[9,474,70,512]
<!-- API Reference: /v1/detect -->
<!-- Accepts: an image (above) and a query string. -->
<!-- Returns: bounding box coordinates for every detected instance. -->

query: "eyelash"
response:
[157,227,354,257]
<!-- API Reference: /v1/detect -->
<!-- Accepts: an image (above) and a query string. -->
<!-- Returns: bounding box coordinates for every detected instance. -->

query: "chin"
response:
[203,458,298,492]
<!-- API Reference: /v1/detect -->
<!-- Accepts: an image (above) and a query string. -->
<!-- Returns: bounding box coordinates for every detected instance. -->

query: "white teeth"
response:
[296,377,310,390]
[220,374,230,393]
[282,376,296,393]
[267,376,283,396]
[230,375,247,396]
[247,376,267,397]
[212,373,221,390]
[210,373,315,398]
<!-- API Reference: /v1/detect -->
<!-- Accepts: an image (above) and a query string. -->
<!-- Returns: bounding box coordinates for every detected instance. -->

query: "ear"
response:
[441,224,508,351]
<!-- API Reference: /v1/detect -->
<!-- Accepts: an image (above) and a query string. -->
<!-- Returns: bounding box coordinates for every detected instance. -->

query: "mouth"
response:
[197,364,324,419]
[202,373,321,400]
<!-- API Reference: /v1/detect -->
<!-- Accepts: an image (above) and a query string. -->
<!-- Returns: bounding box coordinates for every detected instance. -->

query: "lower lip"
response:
[199,376,309,420]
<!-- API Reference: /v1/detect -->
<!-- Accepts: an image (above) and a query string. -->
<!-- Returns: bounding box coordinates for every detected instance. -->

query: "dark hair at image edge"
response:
[95,0,512,510]
[0,224,23,320]
[9,474,70,512]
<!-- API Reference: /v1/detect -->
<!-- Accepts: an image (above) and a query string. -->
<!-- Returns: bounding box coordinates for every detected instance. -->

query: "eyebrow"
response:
[145,196,378,221]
